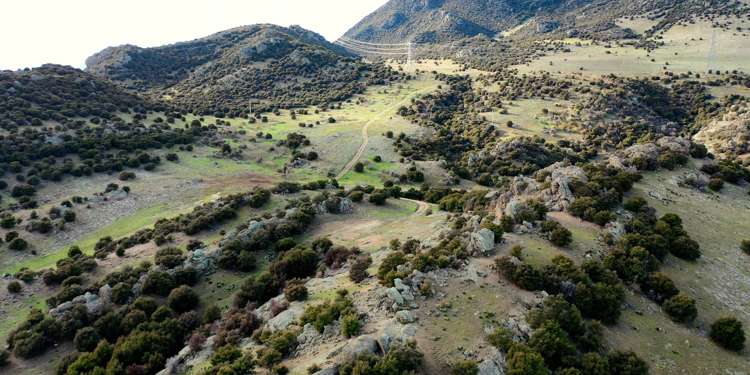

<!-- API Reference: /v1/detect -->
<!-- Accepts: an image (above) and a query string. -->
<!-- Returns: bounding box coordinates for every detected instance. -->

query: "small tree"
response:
[7,281,22,294]
[8,237,28,251]
[368,190,388,205]
[662,293,697,323]
[73,327,101,352]
[710,317,745,351]
[0,349,9,367]
[155,247,185,269]
[349,254,372,283]
[202,305,222,324]
[168,285,200,313]
[284,279,308,301]
[354,162,365,173]
[741,240,750,255]
[341,313,361,338]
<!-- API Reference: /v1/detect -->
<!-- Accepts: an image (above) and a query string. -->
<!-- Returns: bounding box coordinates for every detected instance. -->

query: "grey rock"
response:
[256,295,288,322]
[267,302,304,331]
[98,284,112,306]
[394,278,409,292]
[386,287,404,306]
[478,347,506,375]
[312,368,338,375]
[400,289,415,302]
[396,310,416,324]
[340,335,379,361]
[469,228,495,256]
[183,247,217,275]
[379,319,418,353]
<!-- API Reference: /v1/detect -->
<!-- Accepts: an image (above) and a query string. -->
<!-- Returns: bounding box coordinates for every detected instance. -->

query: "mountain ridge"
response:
[86,24,402,116]
[342,0,748,44]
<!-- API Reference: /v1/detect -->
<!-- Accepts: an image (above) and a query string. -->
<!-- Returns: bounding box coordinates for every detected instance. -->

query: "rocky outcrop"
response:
[478,348,506,375]
[182,247,216,276]
[49,284,111,319]
[694,104,750,160]
[492,162,587,219]
[256,295,289,322]
[611,136,691,171]
[158,336,216,375]
[315,196,355,215]
[538,163,588,211]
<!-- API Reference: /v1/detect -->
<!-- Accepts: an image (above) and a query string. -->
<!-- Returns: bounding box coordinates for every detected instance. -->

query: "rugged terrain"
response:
[1,1,750,375]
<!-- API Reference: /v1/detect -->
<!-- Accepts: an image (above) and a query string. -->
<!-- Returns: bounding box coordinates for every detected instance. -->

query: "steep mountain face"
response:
[344,0,590,43]
[86,24,400,116]
[342,0,744,44]
[0,64,159,129]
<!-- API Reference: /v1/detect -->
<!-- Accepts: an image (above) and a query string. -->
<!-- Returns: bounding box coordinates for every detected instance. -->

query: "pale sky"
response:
[0,0,387,70]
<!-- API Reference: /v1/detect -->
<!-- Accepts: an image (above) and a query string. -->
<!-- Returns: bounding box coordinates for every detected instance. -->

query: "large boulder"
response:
[386,287,405,307]
[338,335,380,361]
[255,295,288,321]
[267,301,305,331]
[469,228,496,256]
[378,319,418,353]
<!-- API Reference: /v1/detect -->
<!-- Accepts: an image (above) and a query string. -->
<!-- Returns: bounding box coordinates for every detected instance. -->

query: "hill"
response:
[86,24,403,117]
[343,0,747,44]
[0,64,160,130]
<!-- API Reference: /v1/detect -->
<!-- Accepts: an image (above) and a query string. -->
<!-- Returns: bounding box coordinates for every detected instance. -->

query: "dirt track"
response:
[336,88,432,180]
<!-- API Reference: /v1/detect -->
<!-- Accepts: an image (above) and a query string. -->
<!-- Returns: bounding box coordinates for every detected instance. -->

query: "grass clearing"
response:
[480,98,582,142]
[616,164,750,373]
[516,17,750,77]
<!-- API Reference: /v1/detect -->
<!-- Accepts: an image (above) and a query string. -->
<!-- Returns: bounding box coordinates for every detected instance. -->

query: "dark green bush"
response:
[662,293,697,323]
[73,327,101,352]
[710,317,745,351]
[168,286,200,313]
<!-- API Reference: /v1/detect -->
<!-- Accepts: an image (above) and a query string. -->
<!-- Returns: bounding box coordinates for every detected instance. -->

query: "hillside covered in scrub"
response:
[1,1,750,374]
[86,24,406,117]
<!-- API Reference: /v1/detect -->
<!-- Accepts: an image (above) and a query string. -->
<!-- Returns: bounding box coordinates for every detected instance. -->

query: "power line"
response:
[335,43,409,56]
[335,36,416,67]
[338,36,410,47]
[335,39,407,53]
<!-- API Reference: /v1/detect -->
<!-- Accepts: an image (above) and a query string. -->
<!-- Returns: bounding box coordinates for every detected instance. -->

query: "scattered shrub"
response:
[662,293,697,323]
[73,327,101,352]
[167,286,200,313]
[710,317,746,351]
[283,279,308,302]
[7,281,22,293]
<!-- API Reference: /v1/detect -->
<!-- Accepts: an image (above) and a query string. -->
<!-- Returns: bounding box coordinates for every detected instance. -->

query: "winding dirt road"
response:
[401,198,430,215]
[335,88,432,180]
